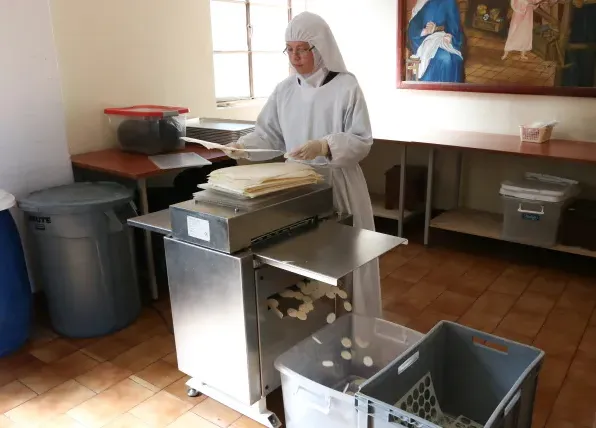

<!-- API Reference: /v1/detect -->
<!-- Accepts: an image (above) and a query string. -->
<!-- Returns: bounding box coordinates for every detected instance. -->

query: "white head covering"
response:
[285,12,347,73]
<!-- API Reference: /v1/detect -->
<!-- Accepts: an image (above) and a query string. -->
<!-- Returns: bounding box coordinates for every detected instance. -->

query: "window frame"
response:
[211,0,295,104]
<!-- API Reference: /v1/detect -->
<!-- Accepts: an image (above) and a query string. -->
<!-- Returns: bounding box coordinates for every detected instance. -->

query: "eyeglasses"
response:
[283,46,314,57]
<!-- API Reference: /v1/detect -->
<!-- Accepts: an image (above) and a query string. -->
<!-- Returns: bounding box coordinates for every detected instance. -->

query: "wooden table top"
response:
[375,129,596,164]
[71,146,228,179]
[72,130,596,180]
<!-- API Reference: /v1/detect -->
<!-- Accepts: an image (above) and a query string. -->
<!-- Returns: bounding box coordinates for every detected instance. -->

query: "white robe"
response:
[238,72,382,318]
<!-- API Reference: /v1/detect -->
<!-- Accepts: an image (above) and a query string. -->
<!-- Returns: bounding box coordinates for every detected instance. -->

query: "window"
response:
[210,0,306,103]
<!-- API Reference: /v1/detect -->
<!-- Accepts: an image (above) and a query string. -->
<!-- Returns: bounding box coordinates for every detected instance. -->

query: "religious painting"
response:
[397,0,596,96]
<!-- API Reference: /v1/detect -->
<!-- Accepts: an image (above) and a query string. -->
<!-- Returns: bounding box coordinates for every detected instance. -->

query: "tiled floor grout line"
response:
[491,270,537,334]
[1,311,189,428]
[529,278,571,426]
[542,291,595,428]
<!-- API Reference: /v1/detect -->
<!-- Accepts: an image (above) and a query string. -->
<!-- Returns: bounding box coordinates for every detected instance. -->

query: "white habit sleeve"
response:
[325,84,373,168]
[239,86,286,162]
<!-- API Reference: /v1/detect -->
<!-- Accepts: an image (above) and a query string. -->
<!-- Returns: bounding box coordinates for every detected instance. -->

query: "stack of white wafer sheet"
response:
[198,162,324,198]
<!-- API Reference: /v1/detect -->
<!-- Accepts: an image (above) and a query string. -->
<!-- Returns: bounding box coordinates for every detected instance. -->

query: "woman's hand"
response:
[443,33,453,45]
[288,139,329,161]
[221,142,248,160]
[421,21,437,36]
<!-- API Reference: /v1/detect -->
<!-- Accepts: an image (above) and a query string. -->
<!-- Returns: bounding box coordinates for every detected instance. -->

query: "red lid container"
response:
[104,105,190,155]
[104,105,190,118]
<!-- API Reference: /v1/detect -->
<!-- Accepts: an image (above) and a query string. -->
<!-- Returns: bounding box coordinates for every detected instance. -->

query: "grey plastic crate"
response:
[19,182,141,338]
[356,321,544,428]
[501,195,567,248]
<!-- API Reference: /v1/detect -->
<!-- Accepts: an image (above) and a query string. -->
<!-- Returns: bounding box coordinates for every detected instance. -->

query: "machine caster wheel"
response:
[187,388,202,398]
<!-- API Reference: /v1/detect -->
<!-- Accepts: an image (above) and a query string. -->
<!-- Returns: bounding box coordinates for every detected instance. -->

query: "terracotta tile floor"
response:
[0,307,265,428]
[1,238,595,427]
[382,242,596,428]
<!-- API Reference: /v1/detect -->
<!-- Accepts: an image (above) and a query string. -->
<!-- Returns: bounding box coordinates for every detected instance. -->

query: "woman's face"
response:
[286,41,315,74]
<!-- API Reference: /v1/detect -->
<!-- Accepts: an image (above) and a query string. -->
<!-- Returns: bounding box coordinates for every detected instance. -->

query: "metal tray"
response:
[254,221,407,285]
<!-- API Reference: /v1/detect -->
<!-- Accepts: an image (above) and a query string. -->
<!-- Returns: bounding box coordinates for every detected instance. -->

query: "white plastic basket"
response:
[519,122,556,144]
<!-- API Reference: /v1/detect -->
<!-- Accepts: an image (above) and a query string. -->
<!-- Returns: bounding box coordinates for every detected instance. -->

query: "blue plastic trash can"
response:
[0,190,32,357]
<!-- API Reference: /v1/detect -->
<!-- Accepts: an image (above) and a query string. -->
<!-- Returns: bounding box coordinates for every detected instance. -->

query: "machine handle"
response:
[357,401,428,428]
[398,351,419,375]
[517,204,544,215]
[294,385,331,415]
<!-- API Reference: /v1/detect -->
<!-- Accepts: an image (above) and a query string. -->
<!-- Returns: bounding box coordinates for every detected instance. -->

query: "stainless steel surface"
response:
[398,144,407,237]
[186,117,256,131]
[148,152,212,170]
[254,222,407,285]
[185,379,281,428]
[165,237,261,405]
[127,209,171,235]
[424,148,435,246]
[170,184,334,253]
[138,178,159,300]
[165,179,406,426]
[255,266,336,394]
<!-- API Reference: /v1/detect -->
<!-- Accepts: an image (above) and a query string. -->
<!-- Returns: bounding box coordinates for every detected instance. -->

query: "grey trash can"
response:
[19,182,141,338]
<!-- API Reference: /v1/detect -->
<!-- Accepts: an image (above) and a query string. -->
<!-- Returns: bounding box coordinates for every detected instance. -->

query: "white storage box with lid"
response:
[274,314,423,428]
[104,105,189,155]
[500,173,579,247]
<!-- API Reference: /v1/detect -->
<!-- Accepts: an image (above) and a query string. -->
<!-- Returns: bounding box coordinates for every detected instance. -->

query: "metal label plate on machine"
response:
[253,221,407,285]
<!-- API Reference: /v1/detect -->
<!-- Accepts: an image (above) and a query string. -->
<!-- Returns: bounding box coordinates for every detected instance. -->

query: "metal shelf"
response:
[430,208,596,258]
[370,193,415,221]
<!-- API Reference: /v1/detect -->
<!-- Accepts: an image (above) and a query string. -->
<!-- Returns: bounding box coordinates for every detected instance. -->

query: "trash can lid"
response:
[19,182,134,214]
[0,190,15,212]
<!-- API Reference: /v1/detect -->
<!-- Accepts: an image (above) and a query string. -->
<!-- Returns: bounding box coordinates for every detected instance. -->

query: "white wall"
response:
[305,0,596,212]
[0,0,72,196]
[50,0,263,156]
[1,0,73,290]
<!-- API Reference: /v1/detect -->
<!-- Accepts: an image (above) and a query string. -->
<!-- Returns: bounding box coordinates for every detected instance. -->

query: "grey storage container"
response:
[19,182,141,338]
[356,321,544,428]
[500,176,578,248]
[501,196,566,247]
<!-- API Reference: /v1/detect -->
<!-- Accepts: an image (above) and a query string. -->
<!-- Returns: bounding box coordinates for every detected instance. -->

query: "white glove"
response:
[288,139,329,161]
[222,142,248,160]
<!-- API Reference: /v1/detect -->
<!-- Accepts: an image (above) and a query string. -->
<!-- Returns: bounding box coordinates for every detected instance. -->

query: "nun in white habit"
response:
[225,11,382,318]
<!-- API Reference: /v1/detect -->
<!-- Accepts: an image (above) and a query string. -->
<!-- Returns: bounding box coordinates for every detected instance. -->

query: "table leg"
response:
[455,151,463,209]
[398,144,407,237]
[138,178,159,300]
[424,148,435,246]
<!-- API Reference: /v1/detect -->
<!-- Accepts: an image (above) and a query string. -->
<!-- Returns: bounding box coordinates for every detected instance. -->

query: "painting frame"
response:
[396,0,596,97]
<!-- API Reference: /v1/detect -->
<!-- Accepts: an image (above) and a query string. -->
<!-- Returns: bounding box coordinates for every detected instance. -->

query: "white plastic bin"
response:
[500,174,578,247]
[274,314,423,428]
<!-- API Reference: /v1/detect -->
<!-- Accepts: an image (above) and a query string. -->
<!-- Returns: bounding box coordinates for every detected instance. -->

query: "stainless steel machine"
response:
[129,183,407,427]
